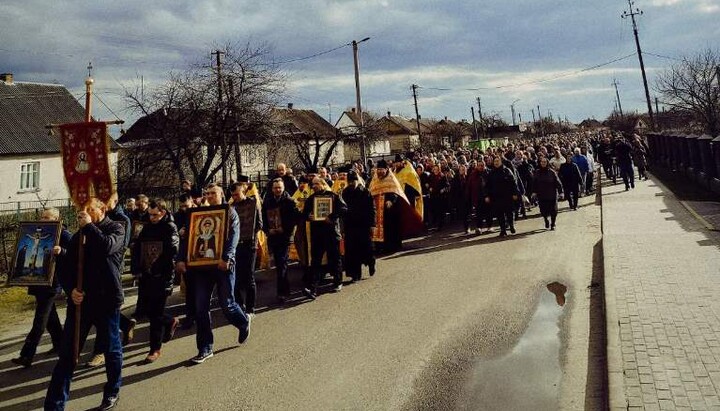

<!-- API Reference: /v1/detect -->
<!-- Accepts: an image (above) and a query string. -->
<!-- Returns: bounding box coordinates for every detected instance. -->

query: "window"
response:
[19,162,40,191]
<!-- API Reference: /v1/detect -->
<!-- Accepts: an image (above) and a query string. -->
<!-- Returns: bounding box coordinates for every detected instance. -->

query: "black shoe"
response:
[191,351,214,364]
[238,316,251,344]
[544,219,550,229]
[11,356,32,368]
[509,226,516,234]
[98,395,119,410]
[499,231,507,237]
[551,225,556,231]
[302,287,317,300]
[369,263,376,277]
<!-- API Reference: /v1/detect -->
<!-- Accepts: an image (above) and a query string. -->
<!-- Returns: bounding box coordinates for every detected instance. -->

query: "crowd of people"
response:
[9,129,649,410]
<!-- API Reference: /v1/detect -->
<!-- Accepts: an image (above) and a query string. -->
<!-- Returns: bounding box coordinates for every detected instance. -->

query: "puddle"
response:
[456,283,568,411]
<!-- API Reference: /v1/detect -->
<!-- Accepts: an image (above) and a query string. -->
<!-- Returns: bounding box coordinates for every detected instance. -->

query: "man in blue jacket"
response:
[45,197,126,411]
[571,147,590,195]
[175,184,250,364]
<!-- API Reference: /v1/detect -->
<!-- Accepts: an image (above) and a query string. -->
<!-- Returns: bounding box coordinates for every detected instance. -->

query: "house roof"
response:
[273,107,337,138]
[382,115,420,135]
[0,80,119,155]
[0,81,87,155]
[337,110,373,127]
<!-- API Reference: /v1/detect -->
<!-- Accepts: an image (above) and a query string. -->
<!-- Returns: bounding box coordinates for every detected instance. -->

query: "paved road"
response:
[1,194,602,411]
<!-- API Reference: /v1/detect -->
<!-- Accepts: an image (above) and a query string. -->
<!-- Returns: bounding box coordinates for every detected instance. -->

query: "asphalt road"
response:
[0,194,602,411]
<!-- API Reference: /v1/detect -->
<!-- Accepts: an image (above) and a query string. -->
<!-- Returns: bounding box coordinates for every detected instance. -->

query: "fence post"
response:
[16,201,20,222]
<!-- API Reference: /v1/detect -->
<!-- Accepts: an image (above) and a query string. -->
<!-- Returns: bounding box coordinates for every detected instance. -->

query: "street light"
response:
[510,99,520,126]
[352,37,371,166]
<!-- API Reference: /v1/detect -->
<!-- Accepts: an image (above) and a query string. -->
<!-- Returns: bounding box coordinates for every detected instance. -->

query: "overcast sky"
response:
[2,0,718,135]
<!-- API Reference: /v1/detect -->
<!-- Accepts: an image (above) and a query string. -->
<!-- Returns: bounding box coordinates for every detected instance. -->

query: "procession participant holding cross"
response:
[45,198,125,411]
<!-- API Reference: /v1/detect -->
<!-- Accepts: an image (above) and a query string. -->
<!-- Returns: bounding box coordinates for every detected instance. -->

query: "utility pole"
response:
[476,97,483,137]
[518,113,522,124]
[612,78,624,117]
[510,99,520,126]
[622,0,654,128]
[471,107,479,140]
[352,37,370,165]
[211,49,228,186]
[655,97,659,115]
[412,84,422,137]
[531,108,536,123]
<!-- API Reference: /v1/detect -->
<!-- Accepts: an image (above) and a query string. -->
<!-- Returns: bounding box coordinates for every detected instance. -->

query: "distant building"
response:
[0,73,119,204]
[335,109,390,161]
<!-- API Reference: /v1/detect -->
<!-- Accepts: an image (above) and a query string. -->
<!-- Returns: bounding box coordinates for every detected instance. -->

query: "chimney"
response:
[0,73,13,84]
[287,103,293,109]
[444,116,448,121]
[351,108,356,113]
[387,111,391,117]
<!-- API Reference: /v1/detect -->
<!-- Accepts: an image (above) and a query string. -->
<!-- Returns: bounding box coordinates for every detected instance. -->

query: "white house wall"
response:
[0,152,119,205]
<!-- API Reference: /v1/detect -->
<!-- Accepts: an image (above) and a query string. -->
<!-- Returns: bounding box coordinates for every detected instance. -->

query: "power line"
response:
[418,52,637,92]
[273,42,352,65]
[644,51,684,62]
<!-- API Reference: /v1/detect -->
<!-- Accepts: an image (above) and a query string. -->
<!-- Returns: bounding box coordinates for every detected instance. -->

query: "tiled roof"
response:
[273,108,337,138]
[0,81,86,155]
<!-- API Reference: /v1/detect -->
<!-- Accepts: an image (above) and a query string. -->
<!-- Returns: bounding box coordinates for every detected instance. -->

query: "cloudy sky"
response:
[2,0,718,136]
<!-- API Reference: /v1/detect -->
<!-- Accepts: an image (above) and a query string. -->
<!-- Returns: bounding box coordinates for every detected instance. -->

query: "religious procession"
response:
[5,97,650,409]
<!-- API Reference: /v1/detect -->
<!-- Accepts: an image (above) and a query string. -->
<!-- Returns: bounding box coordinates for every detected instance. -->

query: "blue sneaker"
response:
[191,351,213,364]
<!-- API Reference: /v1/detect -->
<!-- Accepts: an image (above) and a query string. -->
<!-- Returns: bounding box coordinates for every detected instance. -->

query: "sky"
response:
[2,0,719,137]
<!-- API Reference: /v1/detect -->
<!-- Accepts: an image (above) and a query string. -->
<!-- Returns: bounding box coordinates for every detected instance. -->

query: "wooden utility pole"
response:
[476,97,483,137]
[352,37,370,166]
[612,78,624,117]
[212,50,227,186]
[412,84,422,137]
[471,107,478,140]
[622,0,654,128]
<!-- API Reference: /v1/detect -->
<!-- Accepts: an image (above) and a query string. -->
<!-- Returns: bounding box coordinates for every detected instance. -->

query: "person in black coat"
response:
[230,178,263,314]
[45,198,126,411]
[485,156,520,237]
[615,137,635,190]
[451,165,471,233]
[341,170,376,282]
[130,199,180,364]
[264,163,299,199]
[558,155,583,210]
[12,208,71,368]
[532,157,564,230]
[262,178,300,302]
[302,177,348,297]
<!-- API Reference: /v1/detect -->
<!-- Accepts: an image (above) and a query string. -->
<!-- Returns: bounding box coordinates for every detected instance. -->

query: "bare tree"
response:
[121,41,285,190]
[655,48,720,136]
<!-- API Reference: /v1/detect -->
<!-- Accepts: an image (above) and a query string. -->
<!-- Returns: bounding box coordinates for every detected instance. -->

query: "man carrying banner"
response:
[45,198,125,411]
[369,159,424,254]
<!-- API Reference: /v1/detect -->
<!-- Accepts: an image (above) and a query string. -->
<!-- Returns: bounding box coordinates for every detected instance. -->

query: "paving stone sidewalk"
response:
[603,175,720,411]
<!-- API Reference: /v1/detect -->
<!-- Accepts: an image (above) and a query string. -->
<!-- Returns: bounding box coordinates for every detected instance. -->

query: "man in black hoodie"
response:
[45,197,125,411]
[131,199,180,364]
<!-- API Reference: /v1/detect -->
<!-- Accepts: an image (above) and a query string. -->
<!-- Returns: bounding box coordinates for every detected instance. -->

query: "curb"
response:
[679,200,718,231]
[598,171,627,410]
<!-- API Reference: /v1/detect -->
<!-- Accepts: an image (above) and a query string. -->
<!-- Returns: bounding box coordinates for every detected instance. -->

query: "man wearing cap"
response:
[230,177,263,315]
[341,170,376,281]
[302,177,347,297]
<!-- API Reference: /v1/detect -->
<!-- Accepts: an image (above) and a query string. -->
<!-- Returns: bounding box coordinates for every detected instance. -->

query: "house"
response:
[578,118,607,131]
[271,106,344,170]
[486,125,523,140]
[335,109,390,161]
[0,73,119,205]
[377,113,422,154]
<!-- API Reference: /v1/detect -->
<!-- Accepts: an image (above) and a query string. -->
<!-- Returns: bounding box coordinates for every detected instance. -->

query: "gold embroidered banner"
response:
[59,122,114,208]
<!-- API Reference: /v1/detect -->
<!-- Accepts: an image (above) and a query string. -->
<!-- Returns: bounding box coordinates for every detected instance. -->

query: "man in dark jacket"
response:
[615,137,635,190]
[230,177,263,314]
[558,155,583,210]
[45,198,125,411]
[262,178,300,302]
[264,163,299,199]
[12,208,71,368]
[341,170,376,282]
[176,184,251,364]
[468,161,490,234]
[485,156,520,237]
[302,177,348,297]
[131,199,180,364]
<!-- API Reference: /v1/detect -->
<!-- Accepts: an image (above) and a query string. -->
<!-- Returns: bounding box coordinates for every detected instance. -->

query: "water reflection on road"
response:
[457,283,567,411]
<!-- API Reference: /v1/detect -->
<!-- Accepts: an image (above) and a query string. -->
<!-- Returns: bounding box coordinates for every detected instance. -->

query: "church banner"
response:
[59,122,114,208]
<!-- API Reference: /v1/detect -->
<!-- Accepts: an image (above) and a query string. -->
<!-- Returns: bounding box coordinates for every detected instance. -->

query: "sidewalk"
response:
[603,174,720,410]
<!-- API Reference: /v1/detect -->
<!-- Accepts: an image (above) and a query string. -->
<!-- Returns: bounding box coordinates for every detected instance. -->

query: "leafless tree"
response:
[655,48,720,136]
[121,41,286,190]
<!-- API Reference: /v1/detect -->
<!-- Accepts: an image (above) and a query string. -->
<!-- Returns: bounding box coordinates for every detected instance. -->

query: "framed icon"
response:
[186,205,227,267]
[140,241,163,272]
[313,195,333,221]
[131,220,144,241]
[7,221,62,287]
[266,207,282,231]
